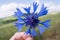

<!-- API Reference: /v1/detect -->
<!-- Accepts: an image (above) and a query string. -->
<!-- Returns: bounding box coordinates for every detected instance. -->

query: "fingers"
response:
[10,32,25,40]
[14,32,25,39]
[23,33,33,40]
[10,32,34,40]
[26,37,33,40]
[22,33,31,39]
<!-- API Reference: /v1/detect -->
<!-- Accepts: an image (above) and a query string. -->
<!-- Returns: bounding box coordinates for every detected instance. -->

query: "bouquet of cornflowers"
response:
[14,2,50,40]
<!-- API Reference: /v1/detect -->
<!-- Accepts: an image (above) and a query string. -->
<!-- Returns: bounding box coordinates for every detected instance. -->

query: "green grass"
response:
[0,23,17,40]
[0,13,60,40]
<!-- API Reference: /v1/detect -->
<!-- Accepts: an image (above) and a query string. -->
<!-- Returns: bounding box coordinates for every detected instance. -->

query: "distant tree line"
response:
[0,18,17,24]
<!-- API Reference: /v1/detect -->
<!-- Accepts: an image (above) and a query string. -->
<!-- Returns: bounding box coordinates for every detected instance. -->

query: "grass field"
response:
[0,13,60,40]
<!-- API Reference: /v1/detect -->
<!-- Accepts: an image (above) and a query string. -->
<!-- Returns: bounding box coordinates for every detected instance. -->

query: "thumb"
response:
[22,34,33,40]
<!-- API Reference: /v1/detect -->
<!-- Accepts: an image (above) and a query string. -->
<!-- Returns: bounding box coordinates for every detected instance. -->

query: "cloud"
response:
[0,3,17,18]
[44,2,60,14]
[0,3,31,18]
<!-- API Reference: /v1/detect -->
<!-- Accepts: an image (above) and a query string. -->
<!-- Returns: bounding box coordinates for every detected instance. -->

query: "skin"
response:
[10,32,33,40]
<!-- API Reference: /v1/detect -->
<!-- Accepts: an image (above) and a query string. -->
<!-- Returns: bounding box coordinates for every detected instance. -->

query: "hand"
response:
[10,32,33,40]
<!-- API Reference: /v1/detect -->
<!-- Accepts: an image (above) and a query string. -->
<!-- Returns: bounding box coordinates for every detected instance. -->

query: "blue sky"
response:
[0,0,60,18]
[0,0,60,5]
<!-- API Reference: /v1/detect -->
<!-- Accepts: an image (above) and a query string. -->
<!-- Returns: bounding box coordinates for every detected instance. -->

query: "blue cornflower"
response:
[15,2,50,37]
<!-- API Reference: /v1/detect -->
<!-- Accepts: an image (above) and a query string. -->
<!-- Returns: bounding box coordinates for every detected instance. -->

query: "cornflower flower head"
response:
[15,2,50,37]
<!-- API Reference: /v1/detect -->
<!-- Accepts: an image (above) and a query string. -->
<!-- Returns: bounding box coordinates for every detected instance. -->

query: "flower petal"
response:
[38,26,46,35]
[31,28,36,37]
[25,27,31,34]
[15,8,24,17]
[23,7,30,14]
[38,4,48,17]
[15,22,24,31]
[33,2,39,13]
[40,20,50,28]
[16,21,25,25]
[17,17,25,22]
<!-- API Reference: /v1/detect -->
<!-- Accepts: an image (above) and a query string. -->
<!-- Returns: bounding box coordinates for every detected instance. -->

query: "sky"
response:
[0,0,60,18]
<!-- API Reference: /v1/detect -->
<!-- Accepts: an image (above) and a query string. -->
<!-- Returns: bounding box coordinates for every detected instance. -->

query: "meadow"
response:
[0,12,60,40]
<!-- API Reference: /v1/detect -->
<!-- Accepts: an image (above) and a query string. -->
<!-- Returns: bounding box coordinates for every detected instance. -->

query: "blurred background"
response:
[0,0,60,40]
